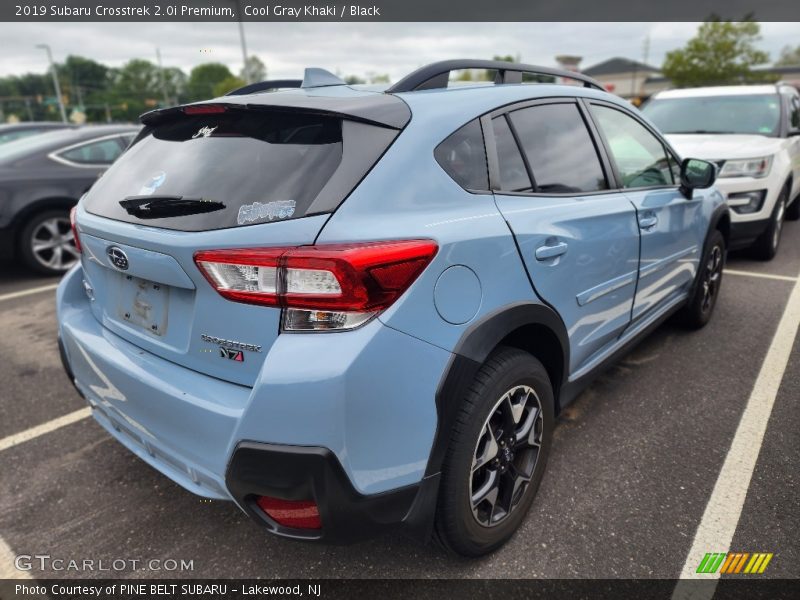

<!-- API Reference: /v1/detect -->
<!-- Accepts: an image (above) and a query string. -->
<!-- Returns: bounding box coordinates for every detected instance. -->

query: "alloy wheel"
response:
[772,197,786,251]
[30,216,80,272]
[701,244,723,313]
[470,385,543,527]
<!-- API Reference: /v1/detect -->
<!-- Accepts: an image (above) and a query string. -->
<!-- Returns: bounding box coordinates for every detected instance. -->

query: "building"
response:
[582,57,662,99]
[582,57,800,101]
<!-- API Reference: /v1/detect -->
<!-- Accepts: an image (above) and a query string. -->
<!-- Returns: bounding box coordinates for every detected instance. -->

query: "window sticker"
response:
[237,200,297,224]
[138,171,166,196]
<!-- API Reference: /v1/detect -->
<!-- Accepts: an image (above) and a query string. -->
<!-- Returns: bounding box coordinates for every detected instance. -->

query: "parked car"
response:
[0,121,74,145]
[642,84,800,260]
[0,124,139,275]
[58,60,728,557]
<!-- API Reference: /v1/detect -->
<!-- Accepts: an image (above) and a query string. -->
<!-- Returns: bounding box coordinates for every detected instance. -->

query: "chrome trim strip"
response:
[639,245,698,279]
[47,133,126,169]
[575,270,637,307]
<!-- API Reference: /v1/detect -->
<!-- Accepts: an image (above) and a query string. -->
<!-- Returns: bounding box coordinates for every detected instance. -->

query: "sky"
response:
[0,22,798,80]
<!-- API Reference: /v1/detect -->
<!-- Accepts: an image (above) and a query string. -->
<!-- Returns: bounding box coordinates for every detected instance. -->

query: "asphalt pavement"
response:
[0,222,798,580]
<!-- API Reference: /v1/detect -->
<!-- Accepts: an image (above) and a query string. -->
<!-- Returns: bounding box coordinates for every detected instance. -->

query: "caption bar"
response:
[3,0,799,22]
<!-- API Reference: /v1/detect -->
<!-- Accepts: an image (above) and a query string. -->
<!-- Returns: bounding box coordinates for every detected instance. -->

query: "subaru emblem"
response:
[107,246,129,271]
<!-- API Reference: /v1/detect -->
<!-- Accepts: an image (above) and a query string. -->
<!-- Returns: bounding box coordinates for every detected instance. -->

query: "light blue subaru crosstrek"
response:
[57,60,729,556]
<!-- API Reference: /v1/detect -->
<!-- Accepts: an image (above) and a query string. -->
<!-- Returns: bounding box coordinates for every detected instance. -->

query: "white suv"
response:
[642,84,800,259]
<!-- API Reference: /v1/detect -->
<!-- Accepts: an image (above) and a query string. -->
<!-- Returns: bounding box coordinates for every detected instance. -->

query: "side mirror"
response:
[680,158,716,199]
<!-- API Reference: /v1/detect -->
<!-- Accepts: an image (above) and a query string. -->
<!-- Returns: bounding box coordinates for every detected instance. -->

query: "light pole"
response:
[155,47,171,106]
[36,44,68,123]
[237,19,251,83]
[228,0,251,83]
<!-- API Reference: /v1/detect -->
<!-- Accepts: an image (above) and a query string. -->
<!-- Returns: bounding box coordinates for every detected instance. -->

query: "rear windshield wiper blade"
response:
[119,195,225,219]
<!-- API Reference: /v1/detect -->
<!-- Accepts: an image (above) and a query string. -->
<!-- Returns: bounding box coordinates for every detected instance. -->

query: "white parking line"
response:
[674,270,800,596]
[724,269,798,282]
[0,407,91,453]
[0,283,59,304]
[0,536,29,579]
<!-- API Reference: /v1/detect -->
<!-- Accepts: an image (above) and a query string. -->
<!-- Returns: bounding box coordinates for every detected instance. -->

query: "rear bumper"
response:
[57,263,451,541]
[226,442,440,543]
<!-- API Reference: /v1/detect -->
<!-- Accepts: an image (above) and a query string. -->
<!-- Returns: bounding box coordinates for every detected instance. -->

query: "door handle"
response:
[639,215,658,229]
[535,241,568,261]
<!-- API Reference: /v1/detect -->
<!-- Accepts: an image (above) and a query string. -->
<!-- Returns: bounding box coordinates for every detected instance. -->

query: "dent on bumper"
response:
[57,264,451,505]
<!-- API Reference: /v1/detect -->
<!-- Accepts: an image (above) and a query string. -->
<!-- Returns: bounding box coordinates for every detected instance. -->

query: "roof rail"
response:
[386,59,605,93]
[226,79,302,96]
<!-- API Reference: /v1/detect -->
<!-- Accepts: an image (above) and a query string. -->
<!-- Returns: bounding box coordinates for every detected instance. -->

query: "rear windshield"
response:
[84,110,396,231]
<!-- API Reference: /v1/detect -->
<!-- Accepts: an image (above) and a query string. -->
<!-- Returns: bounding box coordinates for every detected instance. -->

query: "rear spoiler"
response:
[139,93,411,130]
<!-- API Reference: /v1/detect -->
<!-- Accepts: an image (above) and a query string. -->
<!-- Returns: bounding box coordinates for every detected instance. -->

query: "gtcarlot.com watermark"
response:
[15,554,194,572]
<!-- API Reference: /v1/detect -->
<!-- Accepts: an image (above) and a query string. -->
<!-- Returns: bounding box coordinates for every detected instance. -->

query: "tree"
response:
[240,55,266,83]
[213,75,246,97]
[61,55,110,121]
[344,75,366,85]
[108,59,162,121]
[662,18,772,87]
[775,45,800,67]
[187,63,234,101]
[160,67,188,105]
[365,72,390,84]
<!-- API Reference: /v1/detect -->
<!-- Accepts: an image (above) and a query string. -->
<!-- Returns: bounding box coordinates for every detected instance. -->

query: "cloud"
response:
[0,21,795,80]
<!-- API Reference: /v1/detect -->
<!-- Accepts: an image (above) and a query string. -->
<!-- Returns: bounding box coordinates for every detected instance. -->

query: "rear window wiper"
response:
[119,195,225,219]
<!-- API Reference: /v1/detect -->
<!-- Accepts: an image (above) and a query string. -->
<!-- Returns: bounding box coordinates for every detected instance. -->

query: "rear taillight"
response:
[255,496,322,530]
[69,206,82,254]
[194,240,438,331]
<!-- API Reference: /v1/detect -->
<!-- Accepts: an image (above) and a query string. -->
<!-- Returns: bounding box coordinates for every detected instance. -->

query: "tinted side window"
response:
[435,119,488,191]
[789,95,800,130]
[59,137,124,165]
[591,104,674,188]
[492,115,533,192]
[509,103,607,193]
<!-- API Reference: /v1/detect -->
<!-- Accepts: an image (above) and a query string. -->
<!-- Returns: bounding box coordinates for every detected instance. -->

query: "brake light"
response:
[194,240,438,331]
[69,205,82,254]
[255,496,322,530]
[183,104,227,115]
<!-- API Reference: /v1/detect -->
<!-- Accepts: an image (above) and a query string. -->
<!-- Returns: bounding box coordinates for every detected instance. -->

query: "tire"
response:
[434,347,554,557]
[786,192,800,221]
[752,186,788,260]
[678,229,725,330]
[18,209,80,276]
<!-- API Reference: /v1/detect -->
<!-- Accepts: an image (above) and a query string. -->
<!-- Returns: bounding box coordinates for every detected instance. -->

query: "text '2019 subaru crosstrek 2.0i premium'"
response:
[58,60,729,556]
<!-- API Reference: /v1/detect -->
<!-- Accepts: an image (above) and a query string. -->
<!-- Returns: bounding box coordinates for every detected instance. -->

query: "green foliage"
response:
[106,59,163,121]
[344,75,366,85]
[187,63,234,101]
[662,18,772,87]
[240,55,267,82]
[213,75,246,97]
[775,45,800,67]
[366,73,390,84]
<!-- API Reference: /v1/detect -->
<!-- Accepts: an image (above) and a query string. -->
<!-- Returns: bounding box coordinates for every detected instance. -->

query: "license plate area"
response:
[116,274,170,336]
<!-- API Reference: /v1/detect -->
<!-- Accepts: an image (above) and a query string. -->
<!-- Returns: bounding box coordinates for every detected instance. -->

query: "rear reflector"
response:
[255,496,322,530]
[69,205,82,254]
[194,240,438,331]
